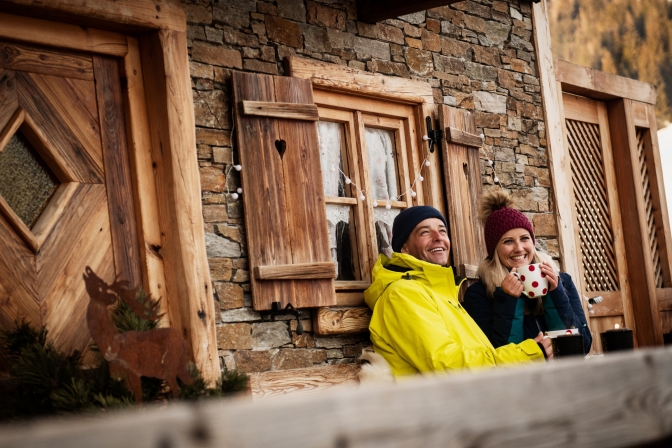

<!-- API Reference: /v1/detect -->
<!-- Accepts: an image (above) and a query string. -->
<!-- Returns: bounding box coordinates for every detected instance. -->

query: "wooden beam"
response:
[249,364,361,400]
[139,30,219,384]
[445,127,483,147]
[313,306,371,335]
[2,348,672,447]
[287,56,433,104]
[0,107,24,154]
[241,100,319,121]
[0,12,128,57]
[607,99,664,346]
[356,0,462,23]
[555,59,657,104]
[0,0,186,33]
[532,1,583,293]
[122,36,170,322]
[253,262,337,280]
[460,263,479,280]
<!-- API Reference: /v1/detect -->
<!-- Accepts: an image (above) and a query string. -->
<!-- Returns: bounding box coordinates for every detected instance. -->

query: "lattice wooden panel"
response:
[636,129,665,288]
[566,119,619,291]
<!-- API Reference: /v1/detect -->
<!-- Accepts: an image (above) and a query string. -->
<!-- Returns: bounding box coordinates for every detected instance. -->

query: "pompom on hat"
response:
[478,190,535,258]
[392,206,448,253]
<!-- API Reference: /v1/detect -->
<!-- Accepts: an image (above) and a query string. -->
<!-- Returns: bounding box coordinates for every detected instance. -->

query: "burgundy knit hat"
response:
[480,191,535,258]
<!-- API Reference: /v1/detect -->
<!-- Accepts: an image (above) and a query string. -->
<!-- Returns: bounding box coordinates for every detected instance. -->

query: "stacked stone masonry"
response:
[184,0,558,374]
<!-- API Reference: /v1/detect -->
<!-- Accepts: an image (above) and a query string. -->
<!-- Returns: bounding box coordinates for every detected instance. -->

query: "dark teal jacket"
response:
[463,272,593,354]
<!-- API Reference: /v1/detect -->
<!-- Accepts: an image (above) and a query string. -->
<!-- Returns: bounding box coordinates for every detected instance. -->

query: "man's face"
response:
[400,218,450,266]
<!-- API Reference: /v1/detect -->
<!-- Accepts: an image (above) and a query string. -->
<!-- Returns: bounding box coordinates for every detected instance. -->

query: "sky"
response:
[659,125,672,220]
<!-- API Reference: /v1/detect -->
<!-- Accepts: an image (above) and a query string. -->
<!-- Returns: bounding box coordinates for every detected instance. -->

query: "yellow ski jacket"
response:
[364,253,544,376]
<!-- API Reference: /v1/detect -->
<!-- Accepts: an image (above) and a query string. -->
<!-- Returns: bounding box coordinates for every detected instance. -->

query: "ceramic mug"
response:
[513,263,549,298]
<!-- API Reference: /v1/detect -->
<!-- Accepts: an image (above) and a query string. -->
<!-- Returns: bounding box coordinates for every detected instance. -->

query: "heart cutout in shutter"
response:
[275,139,287,159]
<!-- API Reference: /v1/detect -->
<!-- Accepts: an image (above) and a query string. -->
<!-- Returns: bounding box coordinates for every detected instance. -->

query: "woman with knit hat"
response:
[463,190,592,354]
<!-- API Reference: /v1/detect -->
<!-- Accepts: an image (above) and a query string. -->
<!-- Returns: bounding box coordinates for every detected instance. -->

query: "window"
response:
[314,90,431,295]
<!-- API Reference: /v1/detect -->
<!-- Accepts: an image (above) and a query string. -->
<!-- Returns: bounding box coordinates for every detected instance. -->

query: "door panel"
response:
[0,42,140,356]
[563,93,634,353]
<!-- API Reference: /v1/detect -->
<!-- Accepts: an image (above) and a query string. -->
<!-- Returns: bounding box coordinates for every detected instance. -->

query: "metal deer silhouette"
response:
[83,267,193,403]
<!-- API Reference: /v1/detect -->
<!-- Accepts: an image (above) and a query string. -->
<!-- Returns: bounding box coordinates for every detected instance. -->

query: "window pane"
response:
[365,127,399,201]
[326,204,358,280]
[374,207,400,259]
[0,132,59,228]
[317,121,347,198]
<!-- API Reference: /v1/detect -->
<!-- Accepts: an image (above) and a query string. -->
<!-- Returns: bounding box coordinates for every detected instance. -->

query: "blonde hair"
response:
[477,246,559,314]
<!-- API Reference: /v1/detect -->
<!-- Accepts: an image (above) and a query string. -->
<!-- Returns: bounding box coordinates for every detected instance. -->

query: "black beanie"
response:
[391,206,448,253]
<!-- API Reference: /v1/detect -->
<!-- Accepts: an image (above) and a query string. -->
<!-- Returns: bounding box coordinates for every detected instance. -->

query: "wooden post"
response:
[607,99,664,347]
[139,30,219,383]
[532,0,582,284]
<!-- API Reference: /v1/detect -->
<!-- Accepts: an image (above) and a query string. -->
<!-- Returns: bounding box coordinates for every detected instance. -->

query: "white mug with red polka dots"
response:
[513,263,549,298]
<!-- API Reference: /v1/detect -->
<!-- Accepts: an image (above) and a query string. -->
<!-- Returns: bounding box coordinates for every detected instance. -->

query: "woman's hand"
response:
[540,262,559,292]
[501,267,524,297]
[533,331,554,360]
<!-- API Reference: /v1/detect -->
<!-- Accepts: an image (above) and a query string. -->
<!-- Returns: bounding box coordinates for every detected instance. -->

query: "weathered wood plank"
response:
[640,104,672,289]
[587,291,625,317]
[0,69,18,134]
[313,306,371,335]
[122,36,169,322]
[0,209,40,329]
[0,12,128,56]
[232,71,297,310]
[241,100,319,121]
[445,127,483,147]
[0,107,24,156]
[254,262,336,280]
[17,72,103,183]
[532,0,583,305]
[27,71,103,172]
[233,71,336,310]
[607,99,663,346]
[336,291,365,306]
[0,193,38,252]
[138,30,218,384]
[249,364,360,400]
[287,56,433,104]
[439,106,487,274]
[0,0,186,33]
[555,58,657,104]
[93,55,142,289]
[0,40,93,80]
[273,75,335,309]
[2,348,672,448]
[31,182,79,249]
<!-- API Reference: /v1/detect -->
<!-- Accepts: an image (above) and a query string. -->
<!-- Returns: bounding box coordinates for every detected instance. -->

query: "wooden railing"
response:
[1,347,671,448]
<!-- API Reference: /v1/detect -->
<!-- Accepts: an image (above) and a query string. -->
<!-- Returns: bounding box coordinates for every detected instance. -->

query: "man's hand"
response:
[533,331,553,360]
[501,267,524,297]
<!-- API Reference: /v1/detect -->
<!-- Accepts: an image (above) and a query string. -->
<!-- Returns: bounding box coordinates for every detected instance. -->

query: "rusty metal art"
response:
[83,267,193,403]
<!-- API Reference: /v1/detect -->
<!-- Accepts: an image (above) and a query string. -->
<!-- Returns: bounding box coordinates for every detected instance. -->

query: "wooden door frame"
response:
[534,0,669,347]
[0,0,219,382]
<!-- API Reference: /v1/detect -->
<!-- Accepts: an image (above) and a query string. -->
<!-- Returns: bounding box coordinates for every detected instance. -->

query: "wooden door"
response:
[561,93,635,352]
[0,40,140,356]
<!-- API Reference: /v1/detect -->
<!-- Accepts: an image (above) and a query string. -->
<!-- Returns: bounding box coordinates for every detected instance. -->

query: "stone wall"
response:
[182,0,558,374]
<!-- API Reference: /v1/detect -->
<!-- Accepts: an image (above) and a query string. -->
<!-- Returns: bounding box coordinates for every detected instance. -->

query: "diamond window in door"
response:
[0,107,79,252]
[0,131,59,227]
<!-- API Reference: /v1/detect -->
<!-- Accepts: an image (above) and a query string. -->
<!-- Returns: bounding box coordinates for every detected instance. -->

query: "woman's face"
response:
[495,228,535,269]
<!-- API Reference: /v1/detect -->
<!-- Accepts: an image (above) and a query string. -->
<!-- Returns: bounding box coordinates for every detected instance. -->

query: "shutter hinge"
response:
[424,116,442,153]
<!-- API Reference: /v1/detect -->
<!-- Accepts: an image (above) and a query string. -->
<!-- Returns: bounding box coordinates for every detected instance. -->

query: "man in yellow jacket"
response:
[364,205,552,376]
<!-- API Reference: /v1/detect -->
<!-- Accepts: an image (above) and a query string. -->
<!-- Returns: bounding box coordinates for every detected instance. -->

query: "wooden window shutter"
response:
[439,105,487,279]
[232,72,336,311]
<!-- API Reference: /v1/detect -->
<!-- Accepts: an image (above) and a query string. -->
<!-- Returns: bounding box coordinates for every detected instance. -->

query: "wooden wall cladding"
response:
[232,71,336,311]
